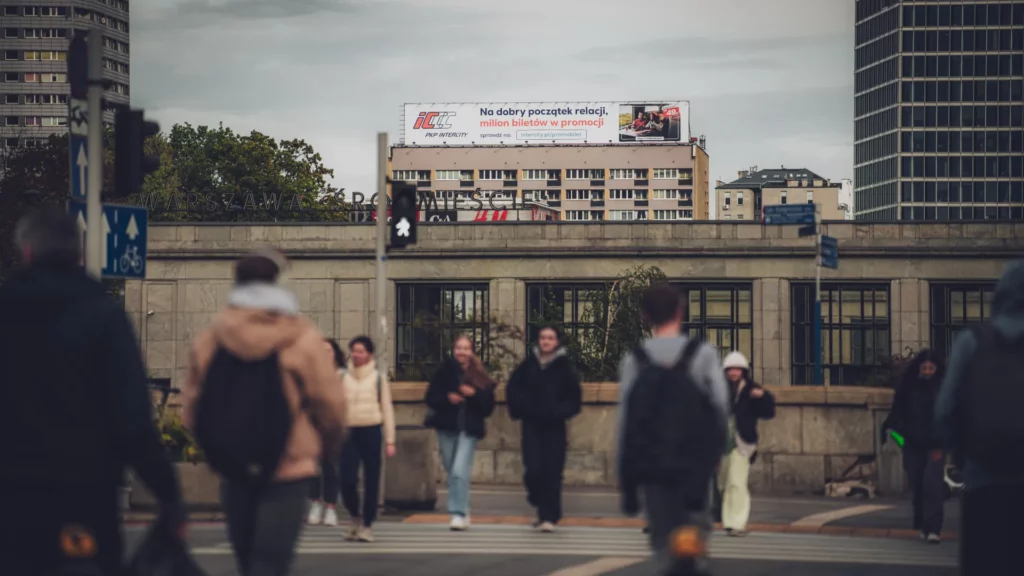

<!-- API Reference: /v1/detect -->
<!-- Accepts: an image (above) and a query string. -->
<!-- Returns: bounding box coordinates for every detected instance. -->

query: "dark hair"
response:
[641,283,683,327]
[325,338,345,368]
[902,348,945,385]
[234,255,280,285]
[349,335,375,355]
[537,324,564,345]
[14,207,81,267]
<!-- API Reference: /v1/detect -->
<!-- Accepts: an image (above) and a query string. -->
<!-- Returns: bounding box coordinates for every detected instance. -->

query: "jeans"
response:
[522,421,568,524]
[339,425,383,526]
[961,484,1024,576]
[644,480,714,576]
[308,457,339,504]
[718,448,752,531]
[902,448,945,535]
[223,479,308,576]
[437,430,478,517]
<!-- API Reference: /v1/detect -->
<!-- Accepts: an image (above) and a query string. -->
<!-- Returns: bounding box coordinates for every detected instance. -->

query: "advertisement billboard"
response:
[402,101,690,146]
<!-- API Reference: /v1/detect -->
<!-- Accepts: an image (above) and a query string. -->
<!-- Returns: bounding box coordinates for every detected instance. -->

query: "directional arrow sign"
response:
[68,98,88,200]
[68,201,148,278]
[820,235,839,270]
[126,214,139,241]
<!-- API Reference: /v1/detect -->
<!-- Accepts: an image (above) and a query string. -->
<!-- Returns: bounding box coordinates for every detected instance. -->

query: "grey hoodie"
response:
[935,260,1024,490]
[614,334,730,475]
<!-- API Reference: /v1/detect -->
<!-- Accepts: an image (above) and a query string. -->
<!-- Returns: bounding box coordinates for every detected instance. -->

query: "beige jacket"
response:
[181,284,347,482]
[342,360,396,445]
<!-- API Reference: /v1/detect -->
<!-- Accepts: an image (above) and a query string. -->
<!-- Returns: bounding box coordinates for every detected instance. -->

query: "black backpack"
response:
[964,323,1024,476]
[193,347,304,489]
[620,338,725,504]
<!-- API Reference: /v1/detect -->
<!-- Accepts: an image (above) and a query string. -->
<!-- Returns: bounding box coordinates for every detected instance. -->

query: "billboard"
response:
[402,101,690,146]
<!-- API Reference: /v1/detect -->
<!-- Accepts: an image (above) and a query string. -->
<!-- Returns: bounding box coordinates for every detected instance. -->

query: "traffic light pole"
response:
[85,27,103,279]
[374,131,388,508]
[813,204,823,387]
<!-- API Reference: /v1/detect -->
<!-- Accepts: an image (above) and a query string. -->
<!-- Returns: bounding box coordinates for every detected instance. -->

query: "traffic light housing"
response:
[390,182,418,248]
[112,107,160,198]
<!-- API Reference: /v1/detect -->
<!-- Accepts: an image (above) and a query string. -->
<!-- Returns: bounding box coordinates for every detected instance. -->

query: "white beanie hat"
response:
[722,351,750,371]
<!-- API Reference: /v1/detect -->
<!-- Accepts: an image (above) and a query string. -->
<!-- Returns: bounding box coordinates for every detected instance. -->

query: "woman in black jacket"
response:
[423,334,496,531]
[718,351,775,536]
[882,349,946,543]
[506,326,583,532]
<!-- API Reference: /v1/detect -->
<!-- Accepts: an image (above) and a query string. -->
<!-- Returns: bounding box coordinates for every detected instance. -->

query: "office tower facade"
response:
[1,0,130,149]
[854,0,1024,221]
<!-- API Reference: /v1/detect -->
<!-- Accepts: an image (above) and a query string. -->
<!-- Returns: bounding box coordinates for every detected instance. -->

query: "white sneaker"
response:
[450,515,468,531]
[356,526,375,542]
[539,521,555,533]
[344,518,361,541]
[322,507,338,527]
[307,501,323,525]
[926,533,941,544]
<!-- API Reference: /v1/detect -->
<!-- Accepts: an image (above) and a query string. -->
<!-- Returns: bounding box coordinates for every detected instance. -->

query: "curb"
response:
[401,514,960,541]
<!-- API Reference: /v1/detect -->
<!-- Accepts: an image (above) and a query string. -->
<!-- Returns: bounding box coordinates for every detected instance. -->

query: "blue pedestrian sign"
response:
[68,201,148,278]
[820,235,839,270]
[68,98,88,200]
[763,203,815,225]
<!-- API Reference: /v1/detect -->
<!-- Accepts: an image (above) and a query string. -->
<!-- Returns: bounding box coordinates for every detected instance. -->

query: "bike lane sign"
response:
[68,201,148,278]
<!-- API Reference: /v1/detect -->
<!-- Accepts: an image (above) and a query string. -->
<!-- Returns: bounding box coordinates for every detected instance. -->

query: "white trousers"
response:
[717,448,752,531]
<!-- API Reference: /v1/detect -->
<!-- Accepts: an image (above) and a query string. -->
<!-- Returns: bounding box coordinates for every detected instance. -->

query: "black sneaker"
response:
[642,525,650,534]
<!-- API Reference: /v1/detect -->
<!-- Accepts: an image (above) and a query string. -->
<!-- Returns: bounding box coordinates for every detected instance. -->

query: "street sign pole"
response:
[375,132,388,509]
[813,205,823,388]
[85,28,103,279]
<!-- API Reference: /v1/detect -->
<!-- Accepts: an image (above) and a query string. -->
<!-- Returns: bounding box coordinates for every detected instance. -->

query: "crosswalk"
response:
[190,523,958,567]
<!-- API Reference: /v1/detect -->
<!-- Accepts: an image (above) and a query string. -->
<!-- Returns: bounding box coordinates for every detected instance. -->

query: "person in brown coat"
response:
[182,249,346,576]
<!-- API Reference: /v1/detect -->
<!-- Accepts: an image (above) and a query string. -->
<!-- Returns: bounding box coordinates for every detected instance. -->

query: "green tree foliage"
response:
[530,264,668,380]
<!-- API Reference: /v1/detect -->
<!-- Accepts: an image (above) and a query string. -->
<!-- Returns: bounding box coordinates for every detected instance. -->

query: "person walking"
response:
[936,261,1024,575]
[882,349,946,544]
[718,351,775,537]
[183,248,347,576]
[339,336,396,543]
[507,325,583,532]
[617,283,729,576]
[424,334,497,531]
[0,208,185,575]
[307,338,347,527]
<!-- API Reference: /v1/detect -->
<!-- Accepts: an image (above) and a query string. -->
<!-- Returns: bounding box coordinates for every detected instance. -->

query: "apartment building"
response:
[714,166,845,221]
[1,0,130,149]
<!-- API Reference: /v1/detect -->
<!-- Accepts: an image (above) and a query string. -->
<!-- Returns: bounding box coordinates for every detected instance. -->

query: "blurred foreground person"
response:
[936,261,1024,576]
[183,249,347,576]
[0,208,184,575]
[307,338,346,527]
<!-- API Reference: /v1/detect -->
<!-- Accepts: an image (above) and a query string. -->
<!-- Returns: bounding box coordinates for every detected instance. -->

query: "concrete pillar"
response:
[890,279,930,357]
[753,278,790,386]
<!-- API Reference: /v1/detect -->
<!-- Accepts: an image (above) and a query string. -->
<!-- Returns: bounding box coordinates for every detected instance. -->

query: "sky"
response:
[132,0,855,199]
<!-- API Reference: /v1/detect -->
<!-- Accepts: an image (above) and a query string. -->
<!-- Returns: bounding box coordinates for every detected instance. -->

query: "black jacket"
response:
[0,263,180,504]
[506,351,582,425]
[730,379,776,446]
[886,376,943,450]
[424,357,496,439]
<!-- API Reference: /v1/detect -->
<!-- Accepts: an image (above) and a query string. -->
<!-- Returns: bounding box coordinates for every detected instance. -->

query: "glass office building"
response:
[854,0,1024,221]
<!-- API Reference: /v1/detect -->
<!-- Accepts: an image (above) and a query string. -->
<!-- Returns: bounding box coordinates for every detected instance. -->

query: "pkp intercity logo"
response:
[413,111,456,130]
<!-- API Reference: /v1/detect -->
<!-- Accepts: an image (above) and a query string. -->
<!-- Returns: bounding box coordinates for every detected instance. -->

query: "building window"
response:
[737,192,744,205]
[40,73,67,83]
[608,210,647,221]
[3,7,18,16]
[930,283,995,361]
[4,29,18,38]
[652,210,691,220]
[610,168,647,180]
[565,189,601,201]
[24,117,41,126]
[564,210,603,221]
[435,170,463,181]
[479,169,515,180]
[566,169,603,179]
[608,189,648,200]
[652,168,679,179]
[395,283,490,380]
[4,117,19,126]
[523,169,558,180]
[791,283,891,386]
[652,189,679,200]
[807,191,814,204]
[393,170,429,181]
[781,191,788,205]
[41,117,67,127]
[4,50,17,60]
[523,190,559,202]
[674,284,753,364]
[4,73,18,83]
[4,95,18,104]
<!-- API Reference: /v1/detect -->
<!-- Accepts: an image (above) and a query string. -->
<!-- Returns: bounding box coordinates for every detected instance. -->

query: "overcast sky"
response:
[132,0,855,197]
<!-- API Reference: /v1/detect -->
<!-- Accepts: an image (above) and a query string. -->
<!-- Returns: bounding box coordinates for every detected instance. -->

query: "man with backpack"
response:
[935,261,1024,576]
[617,283,729,576]
[183,249,347,576]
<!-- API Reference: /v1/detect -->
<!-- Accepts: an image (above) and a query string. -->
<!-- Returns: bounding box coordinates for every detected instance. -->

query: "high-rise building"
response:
[0,0,130,149]
[853,0,1024,221]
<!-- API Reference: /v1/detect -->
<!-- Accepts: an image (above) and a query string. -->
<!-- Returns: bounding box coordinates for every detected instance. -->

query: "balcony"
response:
[634,179,649,186]
[546,179,561,187]
[590,179,605,187]
[503,180,518,187]
[590,200,605,208]
[634,200,649,207]
[416,180,431,188]
[677,199,693,207]
[459,180,475,188]
[677,178,693,186]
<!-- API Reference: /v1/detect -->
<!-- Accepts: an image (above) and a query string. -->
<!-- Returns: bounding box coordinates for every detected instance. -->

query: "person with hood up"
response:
[936,261,1024,575]
[182,249,347,576]
[882,349,946,544]
[423,334,497,531]
[718,351,775,537]
[506,325,583,532]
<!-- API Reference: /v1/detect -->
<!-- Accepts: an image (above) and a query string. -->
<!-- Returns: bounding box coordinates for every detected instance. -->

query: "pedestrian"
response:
[183,248,347,576]
[507,325,583,533]
[423,334,497,531]
[339,336,396,543]
[718,351,775,537]
[307,338,347,527]
[882,349,946,544]
[936,261,1024,576]
[0,208,185,575]
[617,283,729,576]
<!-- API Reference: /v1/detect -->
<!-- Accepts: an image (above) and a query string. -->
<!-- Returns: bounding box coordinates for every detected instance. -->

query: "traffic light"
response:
[390,182,418,248]
[112,107,160,198]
